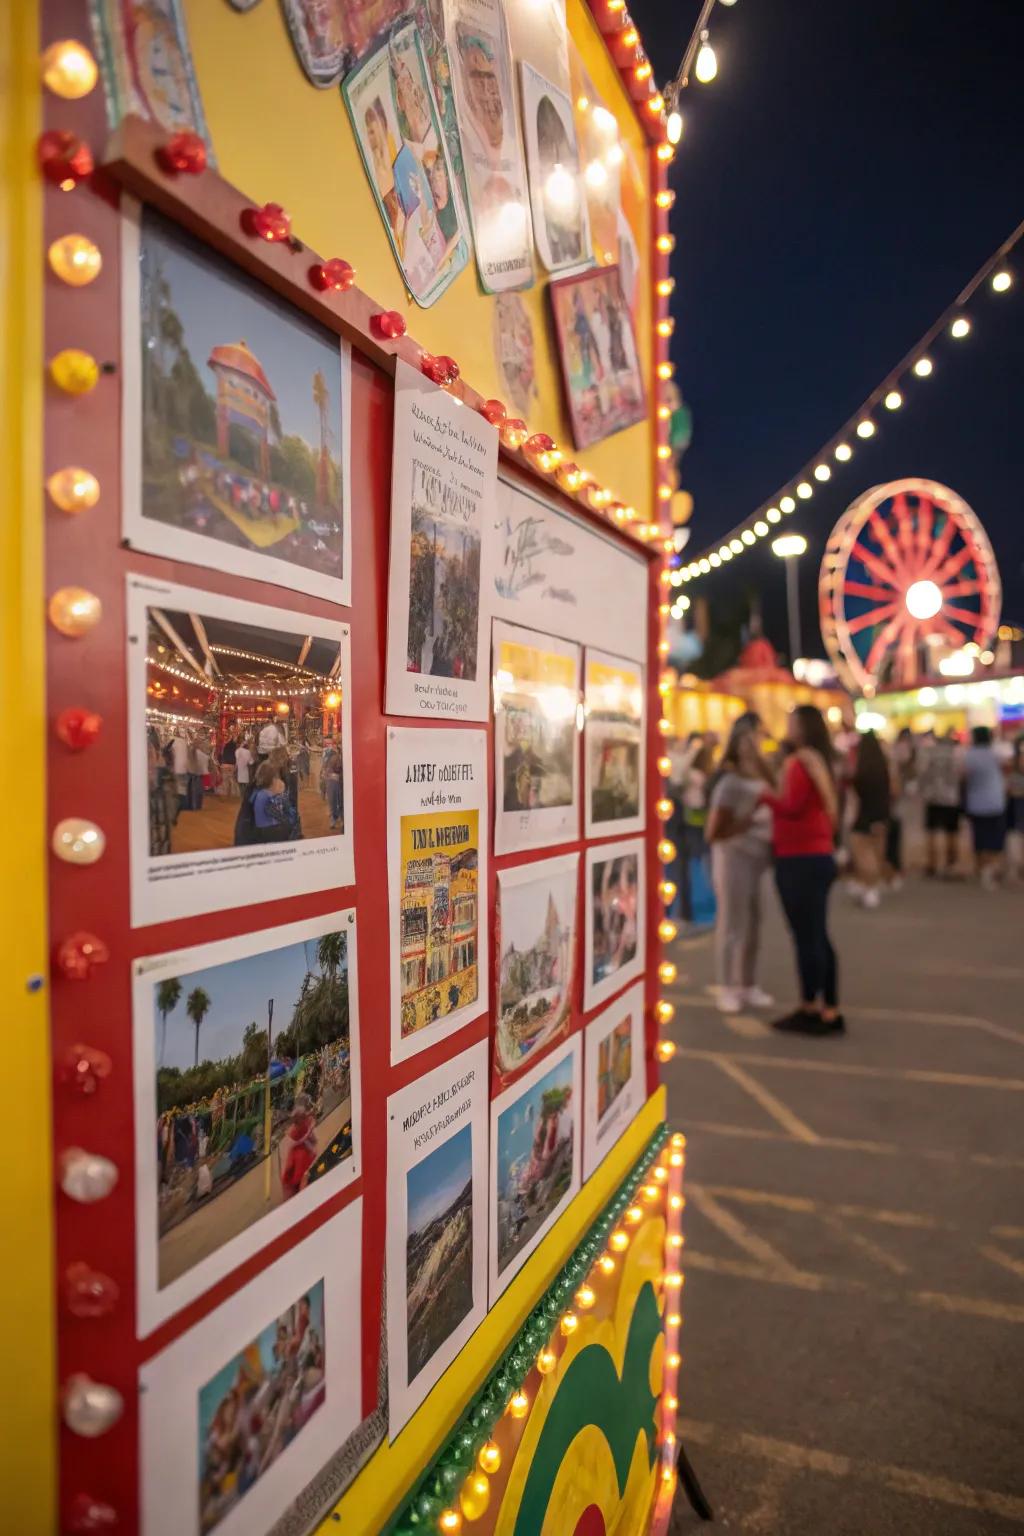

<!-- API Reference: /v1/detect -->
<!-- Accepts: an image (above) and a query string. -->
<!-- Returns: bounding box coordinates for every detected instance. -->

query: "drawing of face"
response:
[459,36,504,149]
[393,55,431,142]
[364,99,392,190]
[424,151,450,209]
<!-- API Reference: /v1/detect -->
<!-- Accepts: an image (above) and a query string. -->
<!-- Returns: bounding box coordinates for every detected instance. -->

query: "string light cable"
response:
[663,0,738,140]
[678,216,1023,584]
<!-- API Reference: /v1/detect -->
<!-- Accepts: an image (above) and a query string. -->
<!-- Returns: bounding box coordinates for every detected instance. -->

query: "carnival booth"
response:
[6,3,689,1534]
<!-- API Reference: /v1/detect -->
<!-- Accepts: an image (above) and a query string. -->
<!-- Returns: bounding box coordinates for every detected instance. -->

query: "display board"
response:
[15,1,687,1532]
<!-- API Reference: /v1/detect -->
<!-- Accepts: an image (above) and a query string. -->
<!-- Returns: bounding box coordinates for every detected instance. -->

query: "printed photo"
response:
[583,983,644,1178]
[491,1039,580,1295]
[447,0,534,291]
[584,839,645,1011]
[585,649,645,836]
[550,265,646,450]
[345,23,468,307]
[493,621,580,854]
[520,62,590,273]
[281,0,408,85]
[399,808,480,1038]
[495,853,578,1086]
[90,0,214,158]
[406,1124,474,1382]
[493,291,538,415]
[407,464,482,681]
[410,0,471,220]
[124,206,350,603]
[198,1282,326,1534]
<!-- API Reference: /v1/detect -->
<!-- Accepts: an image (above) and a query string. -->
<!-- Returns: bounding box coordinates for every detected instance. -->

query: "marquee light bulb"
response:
[657,839,677,862]
[834,443,852,461]
[609,1230,629,1251]
[659,879,677,902]
[47,466,100,513]
[796,482,812,500]
[741,529,755,545]
[694,41,717,83]
[478,1441,501,1474]
[950,315,971,338]
[48,233,102,286]
[884,389,902,410]
[814,464,831,481]
[41,39,98,98]
[560,1311,579,1336]
[576,1284,596,1309]
[779,495,796,513]
[625,1205,644,1225]
[991,269,1012,292]
[598,1254,616,1275]
[508,1390,529,1417]
[913,356,933,377]
[729,537,744,553]
[655,998,675,1023]
[537,1347,557,1374]
[753,520,768,537]
[656,1040,677,1062]
[656,142,675,163]
[766,508,781,523]
[658,919,678,942]
[666,109,683,145]
[657,755,672,775]
[439,1509,463,1533]
[856,419,876,439]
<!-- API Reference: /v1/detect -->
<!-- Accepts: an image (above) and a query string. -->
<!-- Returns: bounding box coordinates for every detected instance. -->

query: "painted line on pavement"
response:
[693,1182,945,1230]
[676,1117,1024,1172]
[712,1056,821,1143]
[979,1244,1024,1282]
[686,1184,805,1278]
[679,1045,1024,1092]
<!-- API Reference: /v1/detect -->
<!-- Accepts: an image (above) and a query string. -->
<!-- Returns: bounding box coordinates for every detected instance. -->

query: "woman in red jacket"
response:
[761,705,843,1035]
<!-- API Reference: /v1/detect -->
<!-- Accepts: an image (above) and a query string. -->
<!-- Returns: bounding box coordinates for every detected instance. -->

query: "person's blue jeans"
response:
[774,854,838,1008]
[325,777,342,826]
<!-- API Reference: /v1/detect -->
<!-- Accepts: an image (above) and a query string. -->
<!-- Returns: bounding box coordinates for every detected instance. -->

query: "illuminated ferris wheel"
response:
[819,478,1001,693]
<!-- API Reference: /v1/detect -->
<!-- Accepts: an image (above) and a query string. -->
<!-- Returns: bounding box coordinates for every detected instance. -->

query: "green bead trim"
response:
[387,1122,669,1534]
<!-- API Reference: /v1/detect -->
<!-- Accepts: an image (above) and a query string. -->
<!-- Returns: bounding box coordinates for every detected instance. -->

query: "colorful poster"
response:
[584,648,645,837]
[495,853,578,1089]
[386,361,498,721]
[385,1040,488,1437]
[489,1035,581,1299]
[410,0,472,230]
[492,291,538,416]
[582,982,645,1179]
[493,620,581,855]
[549,265,646,450]
[281,0,408,86]
[519,62,591,273]
[387,727,489,1063]
[89,0,215,160]
[140,1202,362,1536]
[133,912,361,1335]
[493,478,649,661]
[121,202,351,606]
[344,24,469,307]
[447,0,534,292]
[127,575,354,927]
[583,838,645,1012]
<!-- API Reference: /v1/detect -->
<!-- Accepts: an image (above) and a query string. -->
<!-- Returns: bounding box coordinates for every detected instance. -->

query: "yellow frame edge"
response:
[321,1085,668,1536]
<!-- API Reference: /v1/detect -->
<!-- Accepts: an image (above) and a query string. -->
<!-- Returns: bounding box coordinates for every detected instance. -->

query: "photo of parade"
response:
[550,264,646,449]
[590,850,640,988]
[137,210,346,588]
[143,606,346,859]
[198,1282,326,1534]
[399,810,480,1038]
[495,1052,575,1276]
[405,1126,474,1382]
[495,636,579,812]
[152,930,353,1289]
[407,461,482,680]
[496,859,577,1081]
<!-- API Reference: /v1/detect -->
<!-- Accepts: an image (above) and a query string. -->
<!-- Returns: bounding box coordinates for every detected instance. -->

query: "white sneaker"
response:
[742,986,774,1008]
[717,988,743,1014]
[846,880,864,900]
[863,887,881,909]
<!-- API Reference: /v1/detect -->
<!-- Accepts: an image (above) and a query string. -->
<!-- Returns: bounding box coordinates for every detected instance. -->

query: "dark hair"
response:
[972,725,993,747]
[855,729,889,786]
[735,710,762,733]
[791,703,834,775]
[255,760,279,789]
[720,717,759,774]
[692,741,716,777]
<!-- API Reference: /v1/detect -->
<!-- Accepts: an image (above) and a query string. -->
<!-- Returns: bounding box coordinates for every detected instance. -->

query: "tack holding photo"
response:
[583,838,645,1013]
[495,852,579,1088]
[122,204,351,605]
[127,576,354,927]
[133,913,361,1336]
[493,620,581,854]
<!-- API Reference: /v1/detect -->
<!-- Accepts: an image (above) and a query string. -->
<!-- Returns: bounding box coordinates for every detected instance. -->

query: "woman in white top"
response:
[706,716,776,1013]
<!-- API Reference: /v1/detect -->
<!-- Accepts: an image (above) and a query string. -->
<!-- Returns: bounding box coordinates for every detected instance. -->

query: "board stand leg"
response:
[675,1439,714,1521]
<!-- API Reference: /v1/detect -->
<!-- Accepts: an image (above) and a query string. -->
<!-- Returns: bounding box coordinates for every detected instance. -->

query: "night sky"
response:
[629,0,1024,663]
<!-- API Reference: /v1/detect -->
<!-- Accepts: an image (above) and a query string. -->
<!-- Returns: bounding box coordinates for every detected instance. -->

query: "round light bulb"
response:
[950,316,971,338]
[913,356,933,377]
[560,1311,579,1336]
[905,579,943,620]
[439,1508,463,1533]
[655,999,675,1024]
[753,520,768,536]
[598,1254,616,1275]
[813,464,831,482]
[536,1347,557,1375]
[657,839,677,863]
[62,1374,123,1437]
[730,537,744,553]
[460,1473,491,1521]
[779,495,796,513]
[59,1147,118,1202]
[508,1390,529,1417]
[48,585,102,637]
[766,508,782,523]
[50,348,100,395]
[796,482,812,500]
[856,419,875,438]
[884,389,902,410]
[478,1441,501,1475]
[576,1284,596,1309]
[659,960,677,983]
[609,1230,629,1251]
[51,818,106,866]
[991,269,1012,293]
[41,39,98,98]
[659,879,677,902]
[656,1039,677,1062]
[666,110,683,145]
[658,919,678,942]
[694,41,717,83]
[46,466,100,513]
[834,443,852,461]
[48,233,102,286]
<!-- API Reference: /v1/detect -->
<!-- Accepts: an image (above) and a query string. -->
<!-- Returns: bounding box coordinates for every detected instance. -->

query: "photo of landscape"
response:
[406,1125,474,1382]
[496,858,577,1082]
[597,1013,633,1120]
[496,1053,575,1276]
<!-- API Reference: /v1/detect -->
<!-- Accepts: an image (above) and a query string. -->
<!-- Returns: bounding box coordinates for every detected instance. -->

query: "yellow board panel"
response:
[0,0,55,1527]
[318,1086,667,1536]
[182,0,652,515]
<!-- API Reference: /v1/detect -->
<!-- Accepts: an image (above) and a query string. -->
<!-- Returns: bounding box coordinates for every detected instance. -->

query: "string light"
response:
[656,1040,677,1062]
[834,443,852,461]
[48,233,102,286]
[950,315,971,338]
[694,37,717,84]
[796,482,812,500]
[508,1390,529,1417]
[856,419,876,438]
[41,39,98,98]
[47,466,99,513]
[884,389,902,410]
[813,464,831,481]
[913,356,933,377]
[991,268,1013,292]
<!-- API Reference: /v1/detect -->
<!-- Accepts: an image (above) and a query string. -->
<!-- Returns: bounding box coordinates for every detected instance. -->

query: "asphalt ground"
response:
[663,873,1024,1536]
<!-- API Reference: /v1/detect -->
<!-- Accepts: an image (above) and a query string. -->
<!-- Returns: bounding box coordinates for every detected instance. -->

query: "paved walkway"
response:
[664,874,1024,1535]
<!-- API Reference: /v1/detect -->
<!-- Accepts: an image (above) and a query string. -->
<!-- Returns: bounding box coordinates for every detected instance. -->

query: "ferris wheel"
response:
[819,477,1001,694]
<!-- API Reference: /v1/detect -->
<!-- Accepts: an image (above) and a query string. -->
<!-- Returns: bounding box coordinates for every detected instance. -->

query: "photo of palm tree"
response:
[150,928,354,1291]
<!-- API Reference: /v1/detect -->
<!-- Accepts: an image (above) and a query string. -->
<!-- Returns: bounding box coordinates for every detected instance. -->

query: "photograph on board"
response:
[447,0,534,292]
[582,982,645,1179]
[583,838,645,1012]
[386,1041,488,1436]
[89,0,215,158]
[519,61,590,273]
[495,852,578,1088]
[387,728,489,1062]
[549,264,646,450]
[490,1036,580,1298]
[281,0,408,85]
[123,204,350,606]
[198,1282,327,1534]
[493,620,580,854]
[141,1203,362,1536]
[344,23,469,307]
[133,912,361,1335]
[128,576,353,927]
[584,648,645,837]
[386,362,497,721]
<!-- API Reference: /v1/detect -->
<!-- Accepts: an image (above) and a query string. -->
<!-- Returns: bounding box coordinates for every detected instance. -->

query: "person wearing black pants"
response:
[761,705,845,1036]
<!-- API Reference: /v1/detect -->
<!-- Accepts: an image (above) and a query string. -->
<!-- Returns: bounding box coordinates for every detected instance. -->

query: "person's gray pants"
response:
[711,844,770,991]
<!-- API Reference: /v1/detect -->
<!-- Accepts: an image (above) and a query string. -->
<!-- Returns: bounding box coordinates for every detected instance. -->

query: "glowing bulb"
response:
[694,41,717,83]
[668,1232,684,1247]
[654,1165,669,1182]
[991,269,1012,292]
[834,443,852,461]
[656,234,675,254]
[708,552,721,567]
[598,1254,616,1275]
[658,919,678,942]
[655,1000,675,1025]
[656,142,674,163]
[656,320,674,339]
[657,717,673,736]
[741,529,755,545]
[560,1311,579,1336]
[659,960,678,983]
[657,439,672,454]
[796,482,812,499]
[659,880,677,902]
[48,233,102,286]
[647,94,665,116]
[657,839,677,862]
[46,466,99,513]
[657,277,675,297]
[720,547,733,560]
[665,1394,679,1411]
[656,797,674,820]
[950,316,970,338]
[666,109,683,145]
[508,1390,529,1417]
[766,508,782,523]
[50,348,99,395]
[665,1273,683,1289]
[439,1509,463,1533]
[625,1205,644,1225]
[753,520,768,536]
[913,356,933,377]
[478,1442,501,1475]
[667,1352,682,1369]
[537,1347,557,1374]
[729,537,743,553]
[656,1040,677,1062]
[905,579,942,620]
[621,26,639,47]
[667,1312,682,1326]
[856,419,875,438]
[576,1284,596,1309]
[41,39,98,98]
[657,755,672,775]
[813,464,831,481]
[48,586,101,637]
[884,389,902,410]
[779,495,796,513]
[609,1230,629,1252]
[657,362,674,380]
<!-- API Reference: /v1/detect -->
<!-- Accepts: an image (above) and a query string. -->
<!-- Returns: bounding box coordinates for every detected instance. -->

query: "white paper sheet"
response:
[582,982,645,1179]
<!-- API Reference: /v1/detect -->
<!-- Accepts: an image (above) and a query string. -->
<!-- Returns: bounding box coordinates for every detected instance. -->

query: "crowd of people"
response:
[666,709,1024,1037]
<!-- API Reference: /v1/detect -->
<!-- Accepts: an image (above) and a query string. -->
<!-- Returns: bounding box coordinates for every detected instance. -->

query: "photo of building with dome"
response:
[134,208,346,593]
[495,855,578,1084]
